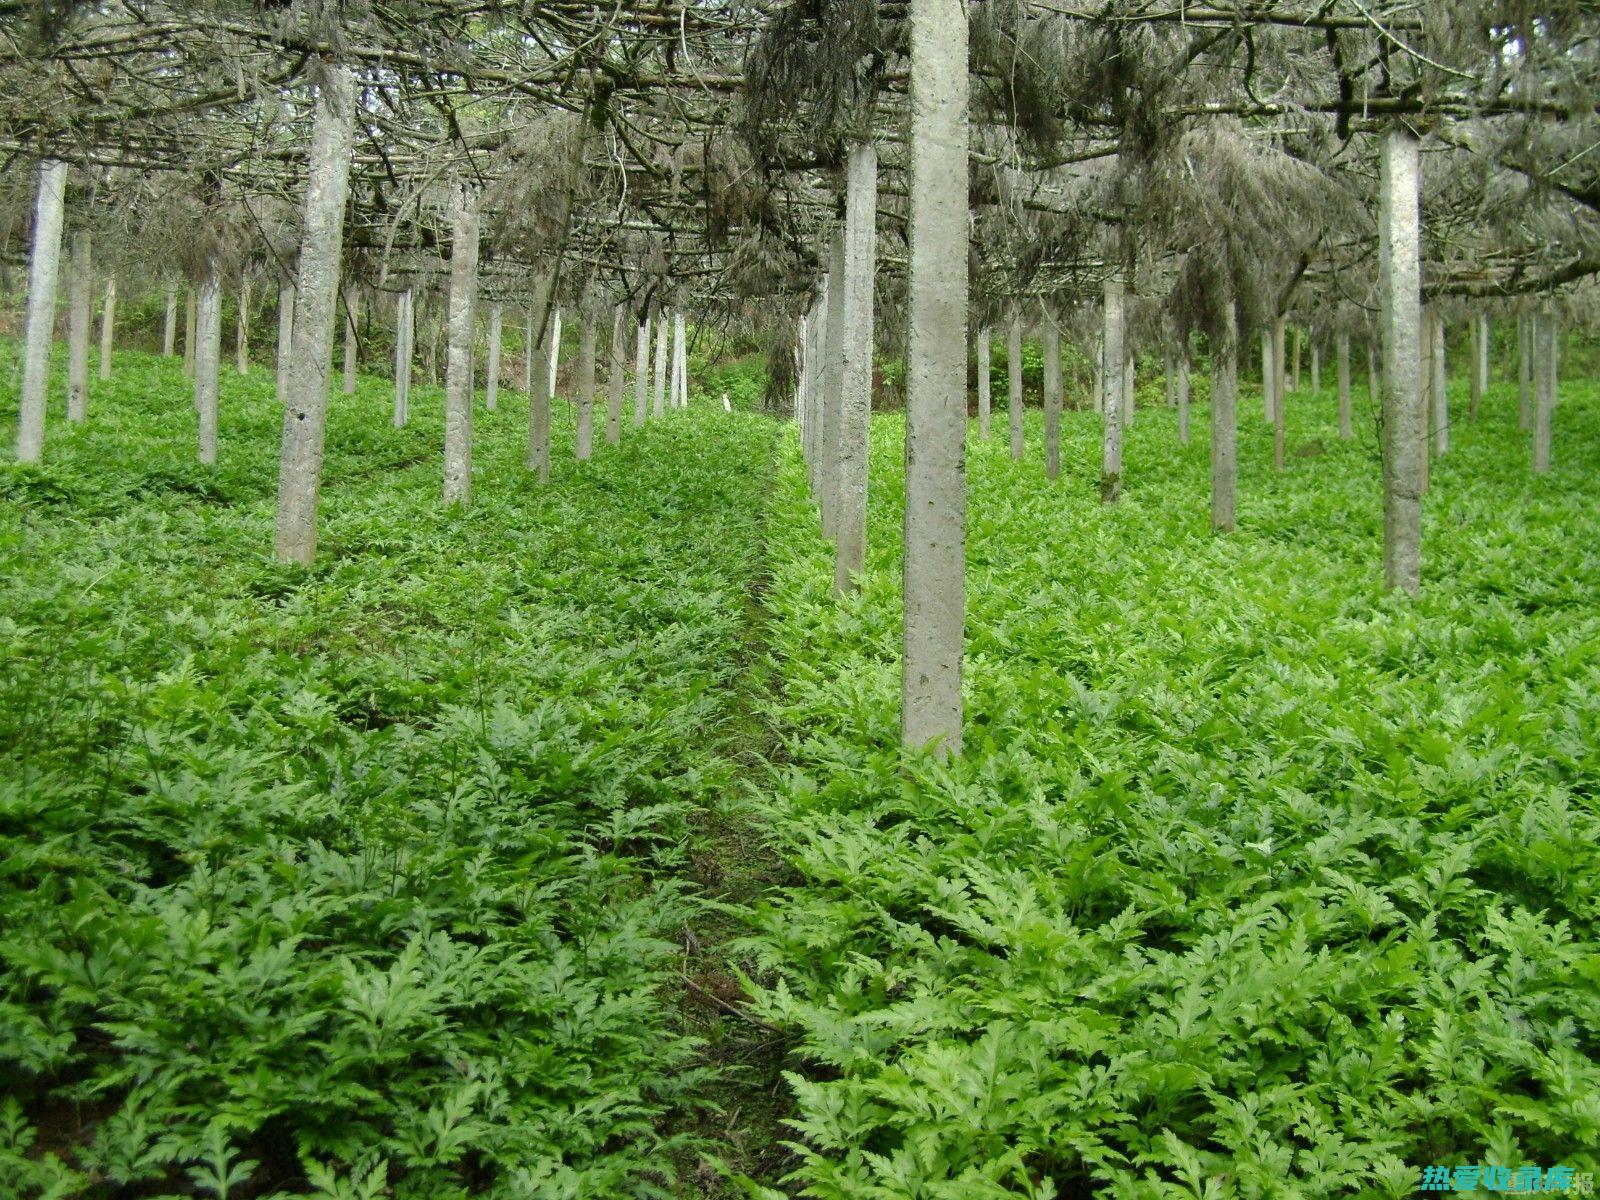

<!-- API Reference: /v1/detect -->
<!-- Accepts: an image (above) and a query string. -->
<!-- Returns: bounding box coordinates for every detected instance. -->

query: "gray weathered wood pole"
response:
[273,61,357,566]
[834,141,878,594]
[67,230,92,424]
[1101,279,1125,503]
[1007,315,1024,460]
[98,275,116,381]
[977,328,992,438]
[195,265,222,465]
[1211,301,1238,532]
[1309,338,1320,395]
[394,288,412,428]
[442,184,481,507]
[1042,316,1062,480]
[1378,126,1423,595]
[485,302,503,412]
[16,158,67,464]
[606,306,626,444]
[900,0,967,756]
[1336,331,1352,439]
[576,310,597,460]
[1531,309,1556,473]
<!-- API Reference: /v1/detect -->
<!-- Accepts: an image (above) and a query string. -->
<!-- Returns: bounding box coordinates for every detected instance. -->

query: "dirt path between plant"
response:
[670,420,799,1197]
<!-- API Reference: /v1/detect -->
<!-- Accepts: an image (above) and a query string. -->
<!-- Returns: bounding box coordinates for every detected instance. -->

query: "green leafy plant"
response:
[0,344,776,1198]
[743,371,1600,1197]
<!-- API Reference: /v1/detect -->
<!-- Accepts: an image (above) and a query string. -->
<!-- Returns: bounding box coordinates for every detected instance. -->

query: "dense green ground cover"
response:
[5,340,1598,1200]
[746,377,1600,1197]
[0,348,775,1198]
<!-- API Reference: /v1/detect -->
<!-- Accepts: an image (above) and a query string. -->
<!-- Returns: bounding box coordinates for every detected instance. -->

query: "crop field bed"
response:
[2,349,1597,1198]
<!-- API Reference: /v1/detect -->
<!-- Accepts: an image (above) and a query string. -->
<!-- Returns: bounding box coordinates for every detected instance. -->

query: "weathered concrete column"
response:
[1122,350,1134,428]
[1211,301,1238,532]
[1531,309,1556,473]
[16,158,67,464]
[1271,316,1287,471]
[342,287,359,395]
[163,286,179,356]
[606,306,626,444]
[900,0,968,756]
[652,312,668,418]
[1517,314,1532,430]
[183,286,197,380]
[276,279,295,403]
[575,311,597,460]
[272,60,356,565]
[1431,313,1448,456]
[1336,331,1352,440]
[485,302,503,411]
[195,265,222,465]
[527,274,554,483]
[634,313,649,427]
[833,140,877,595]
[1378,126,1423,595]
[67,230,92,424]
[1177,350,1191,446]
[976,329,992,438]
[394,289,412,428]
[547,308,562,400]
[442,185,481,507]
[1427,310,1440,499]
[1101,278,1125,503]
[1468,312,1485,421]
[98,275,116,381]
[1261,330,1272,421]
[1007,314,1024,460]
[524,305,535,396]
[235,277,251,374]
[821,227,847,536]
[672,310,687,408]
[1042,319,1062,479]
